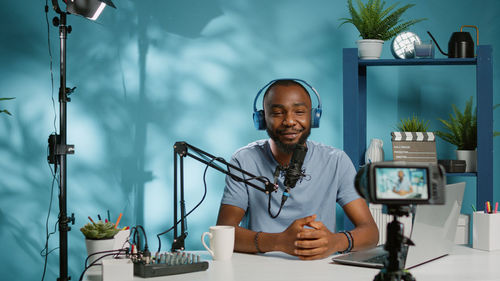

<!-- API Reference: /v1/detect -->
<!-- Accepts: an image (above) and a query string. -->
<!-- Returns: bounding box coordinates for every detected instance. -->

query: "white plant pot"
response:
[456,149,477,172]
[85,238,115,265]
[357,39,384,59]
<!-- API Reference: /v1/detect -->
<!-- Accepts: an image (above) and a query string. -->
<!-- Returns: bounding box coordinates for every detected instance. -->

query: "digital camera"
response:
[355,161,446,205]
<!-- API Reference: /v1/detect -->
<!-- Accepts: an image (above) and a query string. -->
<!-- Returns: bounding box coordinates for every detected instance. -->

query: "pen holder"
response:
[472,211,500,251]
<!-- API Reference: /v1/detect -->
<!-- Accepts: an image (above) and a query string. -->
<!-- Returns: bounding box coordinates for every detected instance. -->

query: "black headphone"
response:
[252,78,322,130]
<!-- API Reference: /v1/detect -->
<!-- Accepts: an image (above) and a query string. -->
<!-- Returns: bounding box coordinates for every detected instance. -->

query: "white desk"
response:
[87,246,500,281]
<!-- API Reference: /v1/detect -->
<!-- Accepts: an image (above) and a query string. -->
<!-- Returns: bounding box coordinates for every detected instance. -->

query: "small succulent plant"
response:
[80,221,120,240]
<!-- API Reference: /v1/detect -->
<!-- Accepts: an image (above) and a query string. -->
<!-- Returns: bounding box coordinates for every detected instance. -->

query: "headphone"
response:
[252,78,322,130]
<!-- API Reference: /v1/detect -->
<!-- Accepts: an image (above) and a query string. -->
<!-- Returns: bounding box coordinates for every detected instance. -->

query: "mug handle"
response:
[201,232,214,257]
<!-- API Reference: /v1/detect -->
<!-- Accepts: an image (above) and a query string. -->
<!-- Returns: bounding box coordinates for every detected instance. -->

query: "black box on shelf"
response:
[438,160,466,173]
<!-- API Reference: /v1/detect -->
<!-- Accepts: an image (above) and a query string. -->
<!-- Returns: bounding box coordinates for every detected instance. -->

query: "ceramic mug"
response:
[201,225,235,261]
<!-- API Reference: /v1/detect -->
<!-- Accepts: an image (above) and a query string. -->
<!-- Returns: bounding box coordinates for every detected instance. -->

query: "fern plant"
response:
[0,97,15,116]
[396,114,429,132]
[339,0,425,41]
[435,97,477,150]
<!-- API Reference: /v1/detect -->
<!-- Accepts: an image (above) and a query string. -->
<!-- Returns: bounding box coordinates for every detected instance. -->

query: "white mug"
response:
[201,225,235,261]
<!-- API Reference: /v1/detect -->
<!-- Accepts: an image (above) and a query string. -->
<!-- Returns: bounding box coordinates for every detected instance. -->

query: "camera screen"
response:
[374,167,429,200]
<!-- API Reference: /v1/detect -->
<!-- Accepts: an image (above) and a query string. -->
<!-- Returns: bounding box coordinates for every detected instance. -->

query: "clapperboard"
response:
[391,132,437,163]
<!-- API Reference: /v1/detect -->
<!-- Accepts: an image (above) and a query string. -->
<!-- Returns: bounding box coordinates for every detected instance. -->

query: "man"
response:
[216,79,378,260]
[393,170,413,196]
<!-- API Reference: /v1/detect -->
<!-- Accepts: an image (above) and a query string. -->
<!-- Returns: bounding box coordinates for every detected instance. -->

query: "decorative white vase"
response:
[456,149,477,172]
[85,238,115,265]
[357,39,384,59]
[365,138,384,163]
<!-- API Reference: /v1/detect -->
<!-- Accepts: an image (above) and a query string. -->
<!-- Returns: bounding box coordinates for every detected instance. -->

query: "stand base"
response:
[374,269,415,281]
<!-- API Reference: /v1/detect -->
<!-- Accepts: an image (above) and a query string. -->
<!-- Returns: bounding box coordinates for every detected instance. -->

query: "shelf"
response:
[359,58,477,66]
[342,45,493,211]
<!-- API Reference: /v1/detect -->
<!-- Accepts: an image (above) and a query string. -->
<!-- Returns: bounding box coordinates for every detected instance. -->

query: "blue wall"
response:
[0,1,499,280]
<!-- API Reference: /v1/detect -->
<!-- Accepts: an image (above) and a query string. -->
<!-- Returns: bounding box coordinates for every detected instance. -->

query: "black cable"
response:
[84,248,128,268]
[40,169,59,281]
[156,159,211,252]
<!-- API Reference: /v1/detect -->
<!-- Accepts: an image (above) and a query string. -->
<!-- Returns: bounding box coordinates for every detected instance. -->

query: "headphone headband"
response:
[252,78,322,130]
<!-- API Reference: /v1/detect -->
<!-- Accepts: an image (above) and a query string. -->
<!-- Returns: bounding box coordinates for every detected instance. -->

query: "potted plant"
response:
[396,114,429,132]
[0,97,15,116]
[435,97,477,172]
[81,220,121,264]
[339,0,425,59]
[391,114,437,163]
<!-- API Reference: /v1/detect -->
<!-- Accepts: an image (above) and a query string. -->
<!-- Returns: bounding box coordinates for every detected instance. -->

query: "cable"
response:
[79,250,128,281]
[156,159,211,252]
[40,168,59,281]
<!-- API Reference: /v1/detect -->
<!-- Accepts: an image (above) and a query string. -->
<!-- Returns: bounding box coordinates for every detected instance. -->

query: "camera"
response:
[355,161,446,205]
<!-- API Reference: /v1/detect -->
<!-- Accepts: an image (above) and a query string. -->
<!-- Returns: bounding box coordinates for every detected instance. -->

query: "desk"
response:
[87,246,500,281]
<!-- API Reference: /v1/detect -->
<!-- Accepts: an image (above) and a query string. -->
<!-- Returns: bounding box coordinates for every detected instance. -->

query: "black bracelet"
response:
[339,230,353,254]
[254,231,264,253]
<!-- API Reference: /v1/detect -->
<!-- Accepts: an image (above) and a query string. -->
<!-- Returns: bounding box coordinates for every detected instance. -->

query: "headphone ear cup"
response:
[311,108,322,128]
[253,110,266,130]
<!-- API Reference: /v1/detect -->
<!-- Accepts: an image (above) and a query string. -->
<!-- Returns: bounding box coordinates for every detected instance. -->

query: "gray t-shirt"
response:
[221,139,360,233]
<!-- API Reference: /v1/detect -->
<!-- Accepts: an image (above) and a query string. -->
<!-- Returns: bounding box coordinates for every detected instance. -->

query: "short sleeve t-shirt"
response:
[221,139,360,233]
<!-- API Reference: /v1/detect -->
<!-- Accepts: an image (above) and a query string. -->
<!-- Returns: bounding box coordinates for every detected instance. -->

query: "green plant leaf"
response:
[435,96,478,150]
[339,0,425,40]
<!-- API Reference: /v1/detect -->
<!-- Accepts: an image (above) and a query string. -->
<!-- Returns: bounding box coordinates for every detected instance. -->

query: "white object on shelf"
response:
[365,138,384,163]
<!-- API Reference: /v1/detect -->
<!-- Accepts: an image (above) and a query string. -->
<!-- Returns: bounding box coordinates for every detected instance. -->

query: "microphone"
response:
[284,144,308,189]
[269,144,308,219]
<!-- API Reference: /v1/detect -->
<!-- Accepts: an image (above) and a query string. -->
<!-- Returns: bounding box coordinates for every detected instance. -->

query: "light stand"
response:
[170,141,277,251]
[47,1,115,280]
[374,206,415,281]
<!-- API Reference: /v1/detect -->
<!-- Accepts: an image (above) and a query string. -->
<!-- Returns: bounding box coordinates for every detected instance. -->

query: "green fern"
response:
[435,96,477,150]
[396,114,429,132]
[339,0,426,41]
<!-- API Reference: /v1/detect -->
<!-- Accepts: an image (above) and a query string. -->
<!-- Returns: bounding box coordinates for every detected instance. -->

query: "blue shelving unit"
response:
[342,45,493,209]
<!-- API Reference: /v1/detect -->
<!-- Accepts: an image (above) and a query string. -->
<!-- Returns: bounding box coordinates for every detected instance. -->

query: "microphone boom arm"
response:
[171,141,277,251]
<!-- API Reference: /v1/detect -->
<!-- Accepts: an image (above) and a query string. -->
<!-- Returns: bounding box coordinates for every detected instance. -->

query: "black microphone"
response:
[284,144,308,189]
[269,144,308,219]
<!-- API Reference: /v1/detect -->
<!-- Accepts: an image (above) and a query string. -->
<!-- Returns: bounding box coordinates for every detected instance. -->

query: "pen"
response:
[471,204,477,212]
[98,214,102,221]
[495,202,498,214]
[486,201,491,214]
[88,216,96,225]
[107,210,111,221]
[115,213,123,228]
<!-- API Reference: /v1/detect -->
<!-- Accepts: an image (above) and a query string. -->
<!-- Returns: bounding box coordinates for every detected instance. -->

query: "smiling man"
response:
[216,79,378,260]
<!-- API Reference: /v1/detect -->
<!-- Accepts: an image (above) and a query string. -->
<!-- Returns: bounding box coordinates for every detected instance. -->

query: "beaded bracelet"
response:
[255,231,264,253]
[339,230,353,254]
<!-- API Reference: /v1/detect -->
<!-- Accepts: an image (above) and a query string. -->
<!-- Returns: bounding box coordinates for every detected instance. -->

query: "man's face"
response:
[398,171,404,180]
[264,84,312,154]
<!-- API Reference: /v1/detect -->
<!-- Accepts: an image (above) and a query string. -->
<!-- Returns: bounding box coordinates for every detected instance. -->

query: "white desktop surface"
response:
[87,246,500,281]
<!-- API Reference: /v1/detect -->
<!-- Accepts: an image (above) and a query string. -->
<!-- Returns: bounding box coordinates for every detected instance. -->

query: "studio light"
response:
[66,0,116,20]
[47,1,116,280]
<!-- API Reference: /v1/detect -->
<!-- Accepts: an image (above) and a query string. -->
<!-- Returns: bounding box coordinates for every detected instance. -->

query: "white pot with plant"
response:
[339,0,425,59]
[80,220,121,265]
[435,97,486,172]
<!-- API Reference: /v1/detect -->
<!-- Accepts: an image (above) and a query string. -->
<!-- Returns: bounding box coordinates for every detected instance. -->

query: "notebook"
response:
[332,182,465,269]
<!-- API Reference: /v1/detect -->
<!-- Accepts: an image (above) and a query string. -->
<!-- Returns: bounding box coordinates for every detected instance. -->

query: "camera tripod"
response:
[373,206,415,281]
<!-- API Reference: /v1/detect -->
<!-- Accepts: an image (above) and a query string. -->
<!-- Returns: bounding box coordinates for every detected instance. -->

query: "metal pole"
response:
[57,12,70,281]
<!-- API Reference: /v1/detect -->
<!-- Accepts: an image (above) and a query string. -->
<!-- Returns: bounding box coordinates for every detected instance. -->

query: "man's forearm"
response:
[349,223,379,251]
